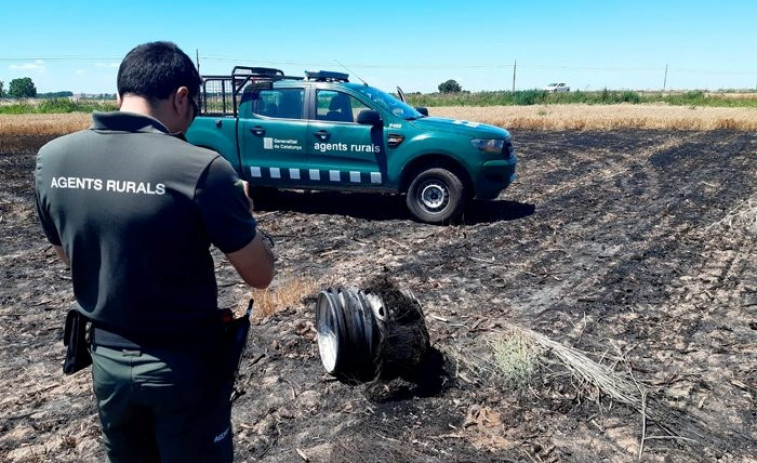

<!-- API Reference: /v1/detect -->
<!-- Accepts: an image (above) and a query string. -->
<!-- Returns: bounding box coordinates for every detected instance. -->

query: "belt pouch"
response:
[63,309,92,375]
[222,300,253,380]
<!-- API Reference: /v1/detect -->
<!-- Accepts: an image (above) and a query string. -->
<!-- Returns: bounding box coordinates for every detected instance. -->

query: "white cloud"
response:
[9,59,45,70]
[76,69,86,75]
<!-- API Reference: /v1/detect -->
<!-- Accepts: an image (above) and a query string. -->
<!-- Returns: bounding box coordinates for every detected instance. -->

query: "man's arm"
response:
[195,158,275,288]
[223,180,274,288]
[53,245,70,266]
[225,233,274,289]
[35,167,68,266]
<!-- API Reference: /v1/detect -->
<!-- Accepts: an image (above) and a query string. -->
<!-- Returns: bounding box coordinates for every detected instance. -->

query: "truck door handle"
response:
[250,126,266,136]
[314,130,330,141]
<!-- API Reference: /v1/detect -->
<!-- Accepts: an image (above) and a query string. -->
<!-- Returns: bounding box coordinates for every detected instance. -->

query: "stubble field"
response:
[1,107,755,462]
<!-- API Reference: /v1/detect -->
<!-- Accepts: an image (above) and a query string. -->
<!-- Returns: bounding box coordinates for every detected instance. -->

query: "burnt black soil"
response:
[1,130,755,462]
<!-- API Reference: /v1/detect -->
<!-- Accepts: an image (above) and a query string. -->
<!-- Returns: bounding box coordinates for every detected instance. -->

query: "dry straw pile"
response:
[251,274,318,318]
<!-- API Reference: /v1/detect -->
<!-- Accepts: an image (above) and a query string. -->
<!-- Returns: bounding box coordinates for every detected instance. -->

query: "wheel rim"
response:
[317,328,338,373]
[316,292,339,373]
[418,181,449,211]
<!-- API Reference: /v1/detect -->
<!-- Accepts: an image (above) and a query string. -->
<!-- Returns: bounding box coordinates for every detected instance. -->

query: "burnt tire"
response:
[406,167,465,224]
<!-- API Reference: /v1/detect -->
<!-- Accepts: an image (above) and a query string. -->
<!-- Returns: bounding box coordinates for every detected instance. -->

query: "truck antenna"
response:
[334,59,368,86]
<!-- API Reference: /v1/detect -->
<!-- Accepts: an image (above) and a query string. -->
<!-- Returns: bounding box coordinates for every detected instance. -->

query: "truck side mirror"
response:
[415,107,429,117]
[357,109,383,126]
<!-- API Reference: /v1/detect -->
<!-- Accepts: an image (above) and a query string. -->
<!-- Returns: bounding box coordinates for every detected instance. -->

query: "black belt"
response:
[91,326,142,350]
[91,324,223,351]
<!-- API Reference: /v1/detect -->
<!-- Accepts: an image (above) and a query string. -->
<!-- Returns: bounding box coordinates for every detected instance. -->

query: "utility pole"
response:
[663,64,668,92]
[512,60,517,92]
[196,49,200,74]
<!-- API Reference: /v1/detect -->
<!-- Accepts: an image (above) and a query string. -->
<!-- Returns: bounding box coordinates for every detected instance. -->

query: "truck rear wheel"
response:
[249,186,278,206]
[406,167,465,224]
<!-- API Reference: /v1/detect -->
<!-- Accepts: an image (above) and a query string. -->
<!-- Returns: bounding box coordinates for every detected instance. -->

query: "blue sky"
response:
[2,0,756,94]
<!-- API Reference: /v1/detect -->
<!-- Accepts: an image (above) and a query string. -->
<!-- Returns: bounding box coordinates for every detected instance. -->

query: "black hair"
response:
[117,41,200,101]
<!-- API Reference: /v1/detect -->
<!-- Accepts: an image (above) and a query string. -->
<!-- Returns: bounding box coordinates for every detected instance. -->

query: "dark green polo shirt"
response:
[35,112,257,338]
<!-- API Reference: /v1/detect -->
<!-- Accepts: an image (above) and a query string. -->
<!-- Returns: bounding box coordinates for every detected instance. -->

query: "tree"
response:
[9,77,37,98]
[0,80,4,98]
[438,79,462,94]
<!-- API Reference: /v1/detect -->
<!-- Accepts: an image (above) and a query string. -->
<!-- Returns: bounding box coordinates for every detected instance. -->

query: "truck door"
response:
[306,89,385,188]
[238,88,309,187]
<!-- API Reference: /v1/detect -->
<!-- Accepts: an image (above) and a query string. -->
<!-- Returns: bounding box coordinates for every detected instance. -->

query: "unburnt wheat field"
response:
[1,107,755,462]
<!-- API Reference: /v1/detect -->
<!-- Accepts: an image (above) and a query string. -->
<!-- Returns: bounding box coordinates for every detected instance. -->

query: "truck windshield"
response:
[354,86,423,120]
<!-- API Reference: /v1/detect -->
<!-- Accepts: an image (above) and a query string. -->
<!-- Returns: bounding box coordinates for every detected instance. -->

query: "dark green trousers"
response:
[91,344,233,463]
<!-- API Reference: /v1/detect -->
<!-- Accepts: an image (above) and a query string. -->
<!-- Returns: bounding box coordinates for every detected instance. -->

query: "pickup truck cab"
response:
[186,67,517,224]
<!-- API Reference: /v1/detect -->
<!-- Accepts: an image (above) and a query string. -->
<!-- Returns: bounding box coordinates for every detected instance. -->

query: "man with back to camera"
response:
[34,41,275,462]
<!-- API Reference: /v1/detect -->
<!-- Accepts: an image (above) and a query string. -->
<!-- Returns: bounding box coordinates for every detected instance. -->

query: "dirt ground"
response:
[1,129,755,462]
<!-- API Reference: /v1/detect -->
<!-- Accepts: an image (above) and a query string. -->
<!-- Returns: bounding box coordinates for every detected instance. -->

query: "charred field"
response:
[1,129,755,462]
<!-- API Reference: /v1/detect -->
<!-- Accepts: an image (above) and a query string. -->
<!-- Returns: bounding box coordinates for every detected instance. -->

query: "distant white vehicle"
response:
[543,82,570,93]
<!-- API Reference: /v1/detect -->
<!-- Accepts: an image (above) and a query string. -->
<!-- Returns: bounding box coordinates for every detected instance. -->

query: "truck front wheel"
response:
[406,167,465,224]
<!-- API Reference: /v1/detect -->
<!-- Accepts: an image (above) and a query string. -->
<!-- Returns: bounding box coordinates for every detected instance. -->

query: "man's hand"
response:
[54,245,70,266]
[240,180,254,213]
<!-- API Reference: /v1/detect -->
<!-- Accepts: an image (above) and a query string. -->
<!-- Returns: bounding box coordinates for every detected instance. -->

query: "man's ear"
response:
[116,93,122,109]
[175,86,191,111]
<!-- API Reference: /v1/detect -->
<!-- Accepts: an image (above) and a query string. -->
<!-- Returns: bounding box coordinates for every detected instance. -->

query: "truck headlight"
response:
[471,138,505,153]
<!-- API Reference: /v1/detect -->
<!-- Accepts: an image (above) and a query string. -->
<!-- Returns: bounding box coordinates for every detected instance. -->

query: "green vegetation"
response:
[9,77,37,98]
[37,91,74,98]
[407,89,757,108]
[438,79,462,93]
[2,88,756,115]
[0,98,117,115]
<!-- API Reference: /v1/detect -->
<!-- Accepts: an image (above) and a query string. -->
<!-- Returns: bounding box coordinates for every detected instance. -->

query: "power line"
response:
[671,68,757,76]
[1,54,756,76]
[200,56,514,69]
[527,64,663,72]
[0,56,121,61]
[199,56,757,75]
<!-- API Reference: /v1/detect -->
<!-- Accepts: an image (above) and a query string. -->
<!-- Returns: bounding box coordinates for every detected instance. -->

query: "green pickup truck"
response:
[185,67,517,224]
